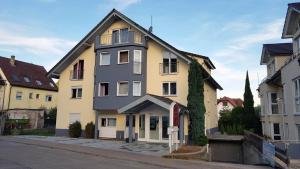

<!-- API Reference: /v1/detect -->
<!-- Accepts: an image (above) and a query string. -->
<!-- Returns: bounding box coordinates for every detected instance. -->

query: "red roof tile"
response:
[0,56,58,91]
[217,96,243,107]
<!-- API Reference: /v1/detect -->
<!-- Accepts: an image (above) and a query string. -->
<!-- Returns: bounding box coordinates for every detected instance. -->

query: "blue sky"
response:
[0,0,297,104]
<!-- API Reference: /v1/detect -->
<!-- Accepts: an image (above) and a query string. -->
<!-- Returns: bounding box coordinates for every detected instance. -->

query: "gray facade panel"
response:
[94,43,147,110]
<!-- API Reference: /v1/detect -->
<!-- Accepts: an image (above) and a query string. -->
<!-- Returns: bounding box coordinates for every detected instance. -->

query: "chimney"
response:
[10,55,15,66]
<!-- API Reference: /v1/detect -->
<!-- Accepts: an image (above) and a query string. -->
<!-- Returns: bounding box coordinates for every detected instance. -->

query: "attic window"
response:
[12,75,20,82]
[24,76,30,83]
[49,82,55,87]
[36,80,42,86]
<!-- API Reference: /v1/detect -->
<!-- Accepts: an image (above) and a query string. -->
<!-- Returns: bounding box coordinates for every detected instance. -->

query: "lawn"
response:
[19,128,55,136]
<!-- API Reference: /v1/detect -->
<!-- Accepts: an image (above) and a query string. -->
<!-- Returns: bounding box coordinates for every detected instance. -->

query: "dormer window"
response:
[36,80,42,86]
[24,76,30,83]
[71,60,84,80]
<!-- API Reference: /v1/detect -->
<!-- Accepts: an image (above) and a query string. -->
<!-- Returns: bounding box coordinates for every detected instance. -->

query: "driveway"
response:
[14,135,169,156]
[0,136,270,169]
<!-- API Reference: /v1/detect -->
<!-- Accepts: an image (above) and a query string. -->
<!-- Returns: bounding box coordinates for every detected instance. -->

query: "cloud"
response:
[0,22,77,57]
[100,0,141,11]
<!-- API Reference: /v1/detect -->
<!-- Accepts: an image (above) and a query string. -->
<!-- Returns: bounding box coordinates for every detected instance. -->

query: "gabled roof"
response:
[118,94,186,113]
[0,56,58,91]
[217,96,243,107]
[282,3,300,39]
[47,9,192,78]
[179,50,216,69]
[260,43,293,65]
[47,9,222,90]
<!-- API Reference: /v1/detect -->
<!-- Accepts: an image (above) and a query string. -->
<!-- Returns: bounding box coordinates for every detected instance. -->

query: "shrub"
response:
[85,122,95,138]
[198,135,208,146]
[69,121,82,138]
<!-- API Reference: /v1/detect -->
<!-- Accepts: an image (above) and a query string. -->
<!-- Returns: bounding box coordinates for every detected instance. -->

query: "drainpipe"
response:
[7,85,12,110]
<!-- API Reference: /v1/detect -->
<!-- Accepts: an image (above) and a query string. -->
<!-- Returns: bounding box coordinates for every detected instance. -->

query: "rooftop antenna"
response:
[149,15,153,33]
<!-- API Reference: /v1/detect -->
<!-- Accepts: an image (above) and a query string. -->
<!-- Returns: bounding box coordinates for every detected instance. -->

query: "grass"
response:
[19,128,55,136]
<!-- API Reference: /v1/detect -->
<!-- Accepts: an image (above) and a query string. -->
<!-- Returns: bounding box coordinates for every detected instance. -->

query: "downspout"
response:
[7,85,12,110]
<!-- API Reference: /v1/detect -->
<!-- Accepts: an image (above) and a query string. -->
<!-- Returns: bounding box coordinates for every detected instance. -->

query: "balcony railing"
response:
[159,62,179,75]
[70,70,84,80]
[99,31,143,46]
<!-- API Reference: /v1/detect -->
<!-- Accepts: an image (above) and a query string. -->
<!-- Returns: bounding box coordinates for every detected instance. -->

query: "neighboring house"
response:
[48,9,222,143]
[217,96,243,115]
[0,55,58,128]
[259,2,300,142]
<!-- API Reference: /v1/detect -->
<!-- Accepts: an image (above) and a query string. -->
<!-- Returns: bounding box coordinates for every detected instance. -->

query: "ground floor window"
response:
[149,116,159,140]
[69,113,80,124]
[101,118,116,127]
[273,123,281,140]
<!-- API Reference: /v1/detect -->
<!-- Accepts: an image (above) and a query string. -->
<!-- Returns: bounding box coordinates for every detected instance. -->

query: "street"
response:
[0,136,270,169]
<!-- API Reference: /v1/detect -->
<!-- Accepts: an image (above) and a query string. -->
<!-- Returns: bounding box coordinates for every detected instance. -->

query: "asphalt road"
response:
[0,136,270,169]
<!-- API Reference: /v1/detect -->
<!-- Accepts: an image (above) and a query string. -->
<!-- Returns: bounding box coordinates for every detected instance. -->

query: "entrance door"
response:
[99,117,117,138]
[149,115,159,140]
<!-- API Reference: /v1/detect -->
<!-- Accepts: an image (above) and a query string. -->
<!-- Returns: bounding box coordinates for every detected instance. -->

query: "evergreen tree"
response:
[187,59,207,145]
[243,71,256,130]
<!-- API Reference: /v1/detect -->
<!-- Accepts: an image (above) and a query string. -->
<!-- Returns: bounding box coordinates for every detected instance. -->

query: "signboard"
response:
[262,141,275,167]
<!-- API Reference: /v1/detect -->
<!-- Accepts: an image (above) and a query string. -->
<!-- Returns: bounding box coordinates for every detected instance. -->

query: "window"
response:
[99,83,109,96]
[273,123,281,140]
[296,36,300,54]
[133,81,141,96]
[45,95,52,102]
[223,102,228,106]
[29,93,33,99]
[162,82,177,96]
[269,93,279,114]
[161,51,178,74]
[16,92,22,100]
[71,60,84,80]
[117,81,129,96]
[118,50,129,64]
[100,53,110,66]
[101,118,116,127]
[71,87,82,99]
[107,118,116,127]
[24,76,30,82]
[36,94,40,99]
[294,78,300,113]
[133,50,142,74]
[69,113,80,124]
[36,80,42,86]
[113,28,129,44]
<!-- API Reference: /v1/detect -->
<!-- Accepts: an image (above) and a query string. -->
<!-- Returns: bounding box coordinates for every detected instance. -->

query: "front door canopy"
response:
[118,94,185,114]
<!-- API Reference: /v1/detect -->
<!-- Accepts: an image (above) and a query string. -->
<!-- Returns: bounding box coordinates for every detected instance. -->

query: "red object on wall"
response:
[173,104,179,126]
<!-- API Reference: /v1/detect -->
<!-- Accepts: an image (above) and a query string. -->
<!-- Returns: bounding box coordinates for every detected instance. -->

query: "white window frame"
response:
[162,82,177,96]
[272,123,282,140]
[71,87,82,99]
[98,82,109,97]
[294,78,300,114]
[268,92,279,114]
[118,50,129,64]
[100,52,111,66]
[133,81,141,96]
[113,28,129,44]
[16,92,22,100]
[133,50,142,74]
[117,81,129,96]
[45,95,52,102]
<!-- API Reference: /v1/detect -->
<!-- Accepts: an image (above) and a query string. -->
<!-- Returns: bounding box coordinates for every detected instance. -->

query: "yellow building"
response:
[48,9,222,142]
[0,55,58,128]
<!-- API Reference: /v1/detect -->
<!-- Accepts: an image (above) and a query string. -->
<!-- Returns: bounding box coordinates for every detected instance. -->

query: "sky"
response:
[0,0,297,105]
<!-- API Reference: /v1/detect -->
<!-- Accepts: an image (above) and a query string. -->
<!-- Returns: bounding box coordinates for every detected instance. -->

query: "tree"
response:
[243,71,261,134]
[218,107,244,135]
[187,58,207,145]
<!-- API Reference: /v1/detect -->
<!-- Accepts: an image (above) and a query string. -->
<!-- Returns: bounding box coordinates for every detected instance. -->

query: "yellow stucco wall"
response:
[56,44,95,130]
[274,56,289,71]
[146,39,219,130]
